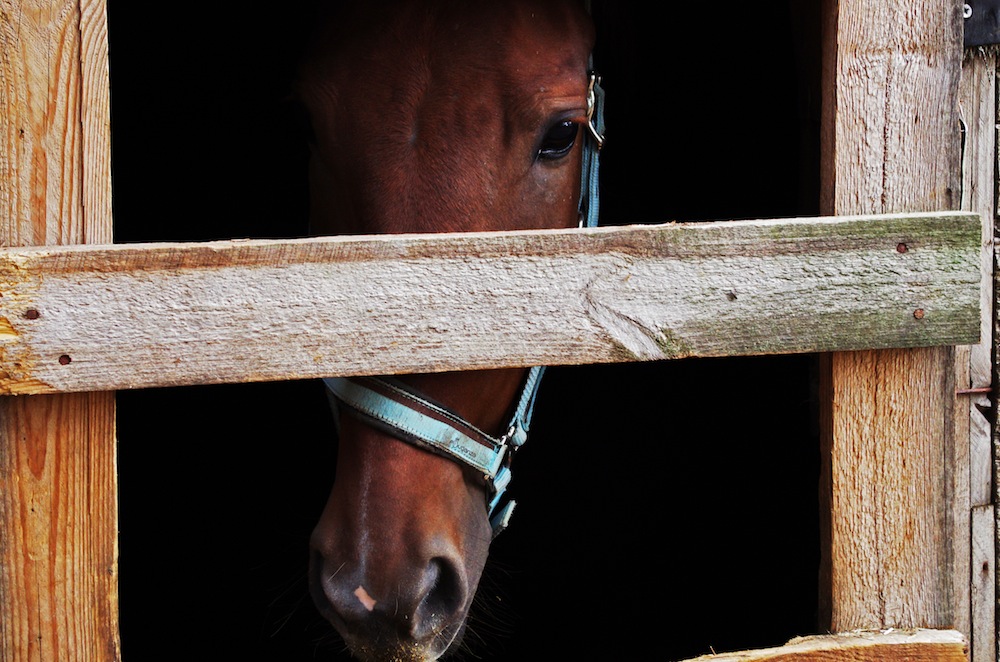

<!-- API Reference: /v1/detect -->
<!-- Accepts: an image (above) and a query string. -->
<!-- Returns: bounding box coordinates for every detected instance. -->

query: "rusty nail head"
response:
[913,308,925,319]
[896,243,908,253]
[58,354,71,365]
[24,309,40,319]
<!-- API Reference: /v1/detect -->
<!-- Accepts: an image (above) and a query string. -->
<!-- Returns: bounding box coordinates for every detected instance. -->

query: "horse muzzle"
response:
[308,419,490,661]
[309,550,469,661]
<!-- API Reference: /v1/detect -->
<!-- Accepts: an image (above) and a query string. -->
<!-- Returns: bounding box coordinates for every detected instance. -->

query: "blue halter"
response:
[324,70,605,537]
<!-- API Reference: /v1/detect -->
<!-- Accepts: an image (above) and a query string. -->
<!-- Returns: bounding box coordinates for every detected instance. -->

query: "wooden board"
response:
[684,629,967,662]
[0,1,119,661]
[818,0,966,639]
[0,211,981,395]
[958,47,997,662]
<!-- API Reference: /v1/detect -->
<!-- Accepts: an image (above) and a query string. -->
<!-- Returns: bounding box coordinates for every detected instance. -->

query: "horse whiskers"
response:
[279,590,350,659]
[326,560,347,581]
[309,627,352,660]
[267,590,311,638]
[450,559,520,660]
[262,571,312,638]
[267,569,309,608]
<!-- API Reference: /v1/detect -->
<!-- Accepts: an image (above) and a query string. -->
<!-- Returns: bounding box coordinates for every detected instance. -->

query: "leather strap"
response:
[324,375,508,478]
[324,366,546,537]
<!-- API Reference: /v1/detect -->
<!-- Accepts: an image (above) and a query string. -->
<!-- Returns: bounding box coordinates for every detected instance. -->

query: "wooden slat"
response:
[0,1,119,661]
[0,211,980,394]
[818,0,965,638]
[684,629,967,662]
[959,46,997,662]
[0,394,118,662]
[971,505,996,662]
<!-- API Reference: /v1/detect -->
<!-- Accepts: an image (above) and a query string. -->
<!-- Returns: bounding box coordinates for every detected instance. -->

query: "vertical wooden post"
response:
[818,0,967,640]
[0,1,119,661]
[958,47,997,662]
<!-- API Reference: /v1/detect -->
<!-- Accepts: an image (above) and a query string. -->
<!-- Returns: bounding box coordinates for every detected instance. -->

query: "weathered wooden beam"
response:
[0,1,119,661]
[818,0,966,641]
[683,629,967,662]
[0,211,980,395]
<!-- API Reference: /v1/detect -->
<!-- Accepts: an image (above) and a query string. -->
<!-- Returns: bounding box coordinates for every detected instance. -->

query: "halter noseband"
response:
[324,69,605,537]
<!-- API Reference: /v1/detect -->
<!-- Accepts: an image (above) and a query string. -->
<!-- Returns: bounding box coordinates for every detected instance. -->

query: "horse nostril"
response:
[412,556,467,639]
[311,547,472,647]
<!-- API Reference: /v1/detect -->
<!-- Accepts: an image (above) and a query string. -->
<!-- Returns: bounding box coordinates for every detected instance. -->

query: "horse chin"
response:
[340,622,467,662]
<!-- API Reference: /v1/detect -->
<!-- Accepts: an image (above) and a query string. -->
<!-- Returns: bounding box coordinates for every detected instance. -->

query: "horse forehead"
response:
[299,0,593,232]
[348,0,592,44]
[306,0,593,89]
[439,1,595,71]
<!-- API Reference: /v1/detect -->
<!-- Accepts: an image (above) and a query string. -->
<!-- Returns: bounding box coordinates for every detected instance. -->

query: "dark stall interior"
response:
[108,2,822,660]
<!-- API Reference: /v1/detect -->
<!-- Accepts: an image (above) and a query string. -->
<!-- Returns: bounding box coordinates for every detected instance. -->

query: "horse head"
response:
[296,1,597,658]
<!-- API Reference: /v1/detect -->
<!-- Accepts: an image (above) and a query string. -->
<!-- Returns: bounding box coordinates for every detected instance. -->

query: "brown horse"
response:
[295,1,600,658]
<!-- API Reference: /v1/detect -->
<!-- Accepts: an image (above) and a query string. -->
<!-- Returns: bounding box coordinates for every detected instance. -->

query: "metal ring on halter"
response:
[585,71,605,150]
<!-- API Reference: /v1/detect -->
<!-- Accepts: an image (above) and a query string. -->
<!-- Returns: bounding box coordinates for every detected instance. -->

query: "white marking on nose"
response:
[354,585,377,612]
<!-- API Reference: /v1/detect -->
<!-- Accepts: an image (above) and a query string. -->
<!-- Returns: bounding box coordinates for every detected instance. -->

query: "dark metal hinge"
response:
[965,1,1000,48]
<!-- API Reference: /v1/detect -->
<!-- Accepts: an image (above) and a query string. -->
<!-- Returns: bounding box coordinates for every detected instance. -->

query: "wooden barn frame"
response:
[0,0,993,660]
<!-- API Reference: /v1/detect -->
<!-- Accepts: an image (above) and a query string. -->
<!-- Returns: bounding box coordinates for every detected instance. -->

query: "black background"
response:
[109,2,822,659]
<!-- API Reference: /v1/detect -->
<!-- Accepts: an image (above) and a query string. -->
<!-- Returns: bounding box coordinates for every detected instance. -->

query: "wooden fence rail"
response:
[0,210,982,395]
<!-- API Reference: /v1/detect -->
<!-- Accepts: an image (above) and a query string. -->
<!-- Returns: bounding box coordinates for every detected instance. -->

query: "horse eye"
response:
[537,120,579,161]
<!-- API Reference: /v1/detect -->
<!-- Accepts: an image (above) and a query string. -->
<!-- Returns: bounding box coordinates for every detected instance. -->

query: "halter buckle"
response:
[586,71,605,150]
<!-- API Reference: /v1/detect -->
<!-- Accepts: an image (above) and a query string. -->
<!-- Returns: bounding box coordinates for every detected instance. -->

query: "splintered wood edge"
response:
[683,629,968,661]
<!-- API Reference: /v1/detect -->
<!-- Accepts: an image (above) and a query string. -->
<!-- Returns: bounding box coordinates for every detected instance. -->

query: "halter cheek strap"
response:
[324,70,605,538]
[579,69,605,229]
[324,366,545,536]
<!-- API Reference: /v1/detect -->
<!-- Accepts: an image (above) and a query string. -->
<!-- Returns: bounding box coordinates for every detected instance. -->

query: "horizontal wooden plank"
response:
[683,628,967,661]
[0,211,981,394]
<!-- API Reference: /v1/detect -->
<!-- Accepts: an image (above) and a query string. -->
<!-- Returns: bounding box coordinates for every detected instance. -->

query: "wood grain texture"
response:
[0,211,981,394]
[0,1,118,661]
[818,0,966,638]
[826,347,956,625]
[971,505,995,662]
[684,629,967,662]
[958,47,996,662]
[0,393,118,662]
